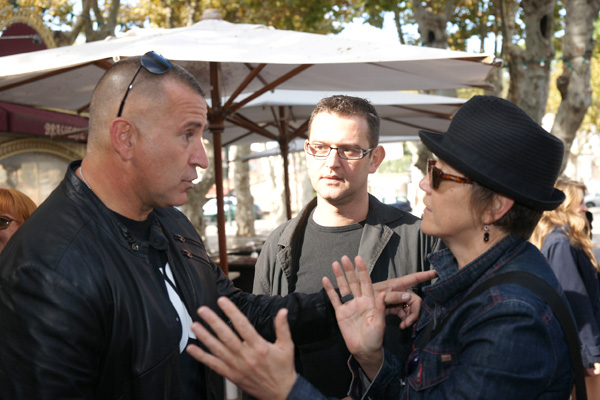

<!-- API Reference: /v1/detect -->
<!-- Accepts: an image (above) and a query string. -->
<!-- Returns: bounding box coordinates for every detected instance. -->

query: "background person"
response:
[252,95,441,397]
[188,95,574,399]
[0,188,37,253]
[531,177,600,400]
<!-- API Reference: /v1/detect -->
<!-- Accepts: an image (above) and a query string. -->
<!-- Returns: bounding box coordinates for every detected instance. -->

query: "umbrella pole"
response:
[211,126,228,274]
[281,139,292,220]
[277,106,292,220]
[209,61,229,275]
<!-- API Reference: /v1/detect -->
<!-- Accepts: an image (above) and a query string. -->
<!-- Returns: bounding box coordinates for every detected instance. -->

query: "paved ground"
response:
[203,214,278,255]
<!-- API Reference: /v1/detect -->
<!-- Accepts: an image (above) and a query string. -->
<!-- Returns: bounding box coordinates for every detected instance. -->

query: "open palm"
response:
[323,256,386,378]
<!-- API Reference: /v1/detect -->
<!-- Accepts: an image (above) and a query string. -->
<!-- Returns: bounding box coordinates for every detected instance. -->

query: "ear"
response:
[368,145,385,173]
[484,194,515,224]
[110,119,136,161]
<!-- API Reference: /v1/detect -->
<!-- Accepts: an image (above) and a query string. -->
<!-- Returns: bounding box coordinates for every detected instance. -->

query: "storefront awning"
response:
[0,102,88,142]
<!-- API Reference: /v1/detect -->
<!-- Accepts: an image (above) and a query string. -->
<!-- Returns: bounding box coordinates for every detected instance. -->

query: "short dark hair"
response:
[470,182,543,240]
[106,56,205,97]
[89,56,205,137]
[308,95,380,147]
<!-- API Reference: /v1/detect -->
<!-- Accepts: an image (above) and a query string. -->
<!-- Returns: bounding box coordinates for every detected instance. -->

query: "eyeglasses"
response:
[427,159,473,189]
[117,51,173,117]
[305,141,375,160]
[0,216,15,231]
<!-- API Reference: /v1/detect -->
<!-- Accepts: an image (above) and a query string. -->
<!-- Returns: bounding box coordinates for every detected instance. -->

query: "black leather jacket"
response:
[0,161,335,400]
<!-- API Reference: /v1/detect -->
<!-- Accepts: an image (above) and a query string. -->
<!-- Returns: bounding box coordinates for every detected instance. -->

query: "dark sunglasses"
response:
[0,216,15,231]
[117,51,173,117]
[427,159,473,189]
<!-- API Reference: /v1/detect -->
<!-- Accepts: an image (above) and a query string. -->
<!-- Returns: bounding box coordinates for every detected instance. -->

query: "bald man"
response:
[0,53,349,400]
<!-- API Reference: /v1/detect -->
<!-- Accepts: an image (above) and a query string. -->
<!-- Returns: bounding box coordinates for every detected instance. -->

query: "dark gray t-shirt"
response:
[295,214,365,294]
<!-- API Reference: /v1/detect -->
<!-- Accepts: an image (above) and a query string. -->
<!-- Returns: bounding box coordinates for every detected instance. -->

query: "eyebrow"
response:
[311,141,364,147]
[182,122,206,131]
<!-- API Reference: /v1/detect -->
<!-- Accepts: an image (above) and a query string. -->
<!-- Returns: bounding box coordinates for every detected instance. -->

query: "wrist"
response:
[355,348,384,381]
[278,370,298,400]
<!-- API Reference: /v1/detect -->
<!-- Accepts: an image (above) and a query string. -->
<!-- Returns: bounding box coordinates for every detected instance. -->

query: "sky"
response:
[335,13,411,46]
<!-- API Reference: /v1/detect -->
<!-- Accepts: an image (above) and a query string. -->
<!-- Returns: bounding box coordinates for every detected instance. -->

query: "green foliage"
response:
[378,157,413,174]
[3,0,75,28]
[583,53,600,130]
[132,0,356,33]
[377,146,413,173]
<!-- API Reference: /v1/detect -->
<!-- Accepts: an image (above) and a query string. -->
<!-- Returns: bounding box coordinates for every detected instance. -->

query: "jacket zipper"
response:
[173,233,205,250]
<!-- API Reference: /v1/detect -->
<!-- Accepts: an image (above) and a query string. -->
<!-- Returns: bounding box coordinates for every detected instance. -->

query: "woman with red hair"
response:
[0,188,37,253]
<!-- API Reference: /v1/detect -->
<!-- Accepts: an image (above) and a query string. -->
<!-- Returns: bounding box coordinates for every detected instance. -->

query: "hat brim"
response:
[419,129,565,211]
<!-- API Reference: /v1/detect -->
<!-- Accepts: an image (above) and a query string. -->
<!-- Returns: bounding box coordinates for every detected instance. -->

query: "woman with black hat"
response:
[319,95,574,399]
[185,96,575,400]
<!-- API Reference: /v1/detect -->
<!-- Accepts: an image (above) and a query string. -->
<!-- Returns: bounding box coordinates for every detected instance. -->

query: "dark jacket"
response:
[285,238,573,399]
[0,161,335,400]
[253,195,441,397]
[253,195,439,296]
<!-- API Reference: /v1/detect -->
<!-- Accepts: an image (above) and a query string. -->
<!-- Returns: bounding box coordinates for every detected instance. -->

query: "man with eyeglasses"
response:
[0,55,434,400]
[251,95,442,398]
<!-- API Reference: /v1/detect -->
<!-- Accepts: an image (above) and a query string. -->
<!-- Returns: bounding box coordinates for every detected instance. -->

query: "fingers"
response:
[382,291,423,329]
[189,296,263,367]
[340,255,362,298]
[217,296,268,348]
[333,258,352,297]
[187,321,229,374]
[381,269,437,293]
[354,256,374,299]
[188,302,245,373]
[383,291,411,307]
[273,308,292,350]
[323,276,343,308]
[374,290,386,315]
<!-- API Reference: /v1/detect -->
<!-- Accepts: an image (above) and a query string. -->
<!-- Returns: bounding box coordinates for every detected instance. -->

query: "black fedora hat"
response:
[419,95,565,211]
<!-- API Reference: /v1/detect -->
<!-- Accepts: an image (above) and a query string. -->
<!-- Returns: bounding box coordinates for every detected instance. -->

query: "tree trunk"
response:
[520,0,556,123]
[412,1,451,49]
[185,0,198,26]
[232,145,256,237]
[485,11,503,98]
[181,139,215,238]
[268,154,288,226]
[551,0,600,172]
[161,0,174,29]
[392,4,406,45]
[501,0,527,106]
[83,0,121,42]
[412,1,454,169]
[293,152,314,212]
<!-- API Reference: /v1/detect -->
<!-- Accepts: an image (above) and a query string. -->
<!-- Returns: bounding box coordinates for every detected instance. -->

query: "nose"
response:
[580,203,589,214]
[419,174,431,193]
[323,148,342,167]
[191,138,210,169]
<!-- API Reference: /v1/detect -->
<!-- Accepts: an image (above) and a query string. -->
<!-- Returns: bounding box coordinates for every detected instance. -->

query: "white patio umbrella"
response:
[0,19,495,272]
[206,89,465,146]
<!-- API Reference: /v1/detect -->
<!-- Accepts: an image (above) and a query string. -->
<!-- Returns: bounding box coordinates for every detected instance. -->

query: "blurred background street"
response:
[592,207,600,259]
[205,205,600,293]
